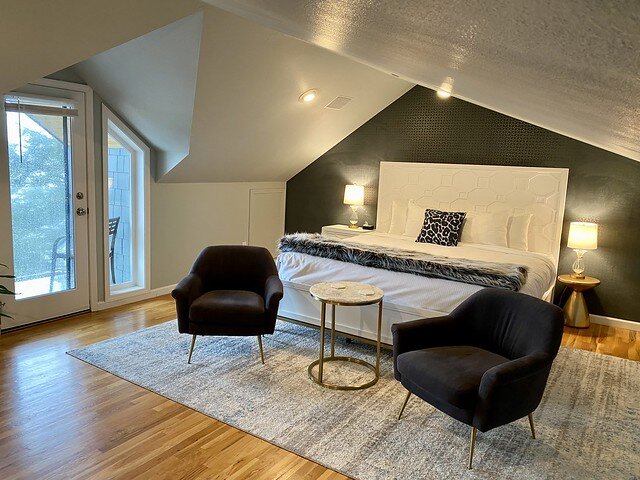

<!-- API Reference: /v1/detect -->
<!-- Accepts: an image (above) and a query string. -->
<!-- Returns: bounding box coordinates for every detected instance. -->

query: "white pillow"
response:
[507,213,533,251]
[460,211,509,247]
[402,200,426,238]
[388,200,407,235]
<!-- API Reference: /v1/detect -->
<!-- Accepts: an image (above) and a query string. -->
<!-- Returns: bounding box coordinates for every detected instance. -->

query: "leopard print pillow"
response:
[416,209,467,246]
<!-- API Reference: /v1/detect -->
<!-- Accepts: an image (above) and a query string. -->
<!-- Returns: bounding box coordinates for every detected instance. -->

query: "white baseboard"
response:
[92,285,175,311]
[590,314,640,331]
[89,282,640,332]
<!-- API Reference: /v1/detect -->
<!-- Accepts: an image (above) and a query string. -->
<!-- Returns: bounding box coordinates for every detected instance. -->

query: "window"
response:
[102,106,149,298]
[4,95,79,299]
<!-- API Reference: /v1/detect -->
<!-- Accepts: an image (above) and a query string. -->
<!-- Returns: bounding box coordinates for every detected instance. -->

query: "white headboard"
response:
[376,162,569,266]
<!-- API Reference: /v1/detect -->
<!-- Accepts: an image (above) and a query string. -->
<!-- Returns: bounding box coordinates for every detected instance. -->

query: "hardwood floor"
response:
[561,321,639,360]
[0,296,637,479]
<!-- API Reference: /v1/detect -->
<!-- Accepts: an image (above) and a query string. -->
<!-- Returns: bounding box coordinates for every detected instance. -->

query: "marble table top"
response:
[309,281,384,306]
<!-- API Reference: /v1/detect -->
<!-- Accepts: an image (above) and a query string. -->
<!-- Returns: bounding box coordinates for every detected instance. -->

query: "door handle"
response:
[76,207,87,216]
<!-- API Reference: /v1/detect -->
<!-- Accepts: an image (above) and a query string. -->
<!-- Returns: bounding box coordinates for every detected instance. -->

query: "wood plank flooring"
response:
[0,296,637,479]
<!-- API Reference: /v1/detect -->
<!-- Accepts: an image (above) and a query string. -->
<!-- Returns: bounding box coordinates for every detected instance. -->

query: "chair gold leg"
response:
[468,427,477,470]
[257,335,265,364]
[187,334,196,364]
[398,391,412,420]
[528,413,536,439]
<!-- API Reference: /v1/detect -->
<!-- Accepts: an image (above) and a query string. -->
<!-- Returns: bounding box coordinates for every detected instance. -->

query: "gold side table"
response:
[557,274,601,328]
[308,281,383,391]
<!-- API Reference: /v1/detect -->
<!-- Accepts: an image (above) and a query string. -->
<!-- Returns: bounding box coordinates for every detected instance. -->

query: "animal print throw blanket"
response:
[278,233,528,291]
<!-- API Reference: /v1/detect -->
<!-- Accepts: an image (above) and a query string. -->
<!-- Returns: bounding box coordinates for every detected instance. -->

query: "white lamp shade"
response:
[567,222,598,250]
[343,184,364,206]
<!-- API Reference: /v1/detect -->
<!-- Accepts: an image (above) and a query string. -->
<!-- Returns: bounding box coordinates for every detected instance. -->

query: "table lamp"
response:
[343,184,364,228]
[567,222,598,278]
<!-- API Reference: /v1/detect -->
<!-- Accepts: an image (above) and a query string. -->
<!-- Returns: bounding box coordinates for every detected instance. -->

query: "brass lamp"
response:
[567,222,598,278]
[343,184,364,228]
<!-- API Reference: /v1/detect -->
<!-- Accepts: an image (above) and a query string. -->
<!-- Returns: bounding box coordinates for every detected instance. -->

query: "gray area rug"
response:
[68,321,640,480]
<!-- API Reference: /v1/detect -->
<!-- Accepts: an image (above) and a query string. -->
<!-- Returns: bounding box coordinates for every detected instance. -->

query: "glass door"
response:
[0,89,89,328]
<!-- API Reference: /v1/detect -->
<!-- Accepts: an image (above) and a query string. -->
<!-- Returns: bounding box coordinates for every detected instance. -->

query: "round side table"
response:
[557,274,601,328]
[308,281,383,391]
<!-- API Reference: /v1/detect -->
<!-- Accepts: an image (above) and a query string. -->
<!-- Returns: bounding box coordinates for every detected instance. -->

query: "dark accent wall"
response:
[286,86,640,322]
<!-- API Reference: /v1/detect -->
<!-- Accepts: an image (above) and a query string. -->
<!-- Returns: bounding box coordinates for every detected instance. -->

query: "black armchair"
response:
[392,288,564,469]
[172,245,283,364]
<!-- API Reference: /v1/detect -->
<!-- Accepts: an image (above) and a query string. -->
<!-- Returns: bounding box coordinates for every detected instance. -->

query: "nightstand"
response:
[557,274,601,328]
[321,224,375,240]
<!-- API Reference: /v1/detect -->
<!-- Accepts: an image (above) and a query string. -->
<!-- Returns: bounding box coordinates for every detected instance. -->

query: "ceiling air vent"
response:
[325,96,352,110]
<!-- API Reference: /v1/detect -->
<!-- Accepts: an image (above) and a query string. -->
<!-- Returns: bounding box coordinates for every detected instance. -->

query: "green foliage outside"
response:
[0,262,14,319]
[8,124,72,282]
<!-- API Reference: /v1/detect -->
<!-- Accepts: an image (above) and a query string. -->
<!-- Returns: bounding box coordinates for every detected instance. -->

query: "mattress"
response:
[277,232,556,315]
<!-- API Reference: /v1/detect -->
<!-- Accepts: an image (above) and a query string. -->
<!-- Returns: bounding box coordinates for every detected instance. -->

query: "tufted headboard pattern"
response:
[376,162,569,267]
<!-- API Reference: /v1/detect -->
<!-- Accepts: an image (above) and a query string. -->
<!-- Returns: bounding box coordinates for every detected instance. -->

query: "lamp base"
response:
[349,205,359,228]
[571,249,586,278]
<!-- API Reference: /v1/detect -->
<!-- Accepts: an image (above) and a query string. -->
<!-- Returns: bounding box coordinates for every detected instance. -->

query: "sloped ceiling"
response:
[74,13,204,174]
[204,0,640,163]
[72,5,413,183]
[0,0,200,94]
[164,6,413,182]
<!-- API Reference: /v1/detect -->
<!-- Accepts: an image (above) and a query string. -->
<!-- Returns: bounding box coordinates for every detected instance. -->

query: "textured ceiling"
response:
[205,0,640,163]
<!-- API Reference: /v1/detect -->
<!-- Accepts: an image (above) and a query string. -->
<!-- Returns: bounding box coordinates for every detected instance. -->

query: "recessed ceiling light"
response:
[299,89,318,103]
[436,77,454,99]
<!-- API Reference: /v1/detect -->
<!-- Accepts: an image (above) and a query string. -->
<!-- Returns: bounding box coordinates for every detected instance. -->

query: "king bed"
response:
[277,162,569,344]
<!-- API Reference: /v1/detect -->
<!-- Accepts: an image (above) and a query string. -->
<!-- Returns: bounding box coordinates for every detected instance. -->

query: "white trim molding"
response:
[0,78,98,327]
[92,284,175,311]
[102,104,151,302]
[590,314,640,332]
[31,79,100,314]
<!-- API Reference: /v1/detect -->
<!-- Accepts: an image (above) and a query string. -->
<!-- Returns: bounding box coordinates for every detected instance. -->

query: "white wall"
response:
[71,5,413,184]
[248,188,286,257]
[40,73,287,297]
[74,13,203,178]
[150,181,285,288]
[163,6,413,182]
[0,0,199,94]
[37,74,287,297]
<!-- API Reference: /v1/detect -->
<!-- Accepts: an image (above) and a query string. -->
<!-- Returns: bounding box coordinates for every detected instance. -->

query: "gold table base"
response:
[308,356,378,391]
[308,295,383,391]
[563,290,590,328]
[557,274,600,329]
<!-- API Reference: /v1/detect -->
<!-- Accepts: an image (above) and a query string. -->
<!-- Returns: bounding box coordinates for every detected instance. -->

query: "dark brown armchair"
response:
[392,289,564,469]
[172,245,283,364]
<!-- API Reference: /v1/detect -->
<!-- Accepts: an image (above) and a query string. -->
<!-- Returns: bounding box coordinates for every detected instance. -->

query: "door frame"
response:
[0,78,99,328]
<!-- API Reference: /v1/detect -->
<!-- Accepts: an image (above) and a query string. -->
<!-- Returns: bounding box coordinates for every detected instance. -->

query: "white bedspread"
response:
[277,232,556,315]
